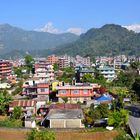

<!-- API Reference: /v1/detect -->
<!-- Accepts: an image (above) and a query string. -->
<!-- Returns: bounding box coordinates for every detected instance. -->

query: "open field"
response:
[0,129,117,140]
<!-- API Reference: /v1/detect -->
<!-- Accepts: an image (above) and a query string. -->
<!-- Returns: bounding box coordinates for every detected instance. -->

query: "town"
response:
[0,54,140,139]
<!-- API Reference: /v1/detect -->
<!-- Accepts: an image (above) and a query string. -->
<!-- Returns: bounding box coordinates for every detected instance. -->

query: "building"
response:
[76,55,91,67]
[0,60,12,79]
[56,84,95,103]
[97,66,116,81]
[58,58,69,69]
[42,103,84,128]
[47,55,59,65]
[9,100,37,114]
[75,65,94,82]
[22,80,50,101]
[33,62,54,82]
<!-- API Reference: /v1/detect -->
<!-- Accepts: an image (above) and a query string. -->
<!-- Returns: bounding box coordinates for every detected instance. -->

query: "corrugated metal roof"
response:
[9,100,36,107]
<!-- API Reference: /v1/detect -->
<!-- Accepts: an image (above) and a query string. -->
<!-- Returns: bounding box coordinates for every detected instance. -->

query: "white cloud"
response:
[66,28,84,35]
[123,24,140,33]
[34,22,84,35]
[35,22,60,34]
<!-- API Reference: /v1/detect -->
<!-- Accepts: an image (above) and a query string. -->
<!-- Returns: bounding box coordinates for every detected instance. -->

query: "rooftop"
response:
[46,109,84,119]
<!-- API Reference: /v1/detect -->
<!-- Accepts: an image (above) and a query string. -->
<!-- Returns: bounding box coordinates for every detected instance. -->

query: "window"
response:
[40,88,45,92]
[83,89,88,94]
[59,90,66,94]
[73,90,79,94]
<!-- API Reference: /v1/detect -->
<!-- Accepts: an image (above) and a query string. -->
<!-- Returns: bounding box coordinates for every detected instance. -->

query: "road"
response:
[126,105,140,136]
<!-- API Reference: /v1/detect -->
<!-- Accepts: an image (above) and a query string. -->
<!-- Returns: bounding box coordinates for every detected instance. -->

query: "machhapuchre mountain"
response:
[0,23,140,58]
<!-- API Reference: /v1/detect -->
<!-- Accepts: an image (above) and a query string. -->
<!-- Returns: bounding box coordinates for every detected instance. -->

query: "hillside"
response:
[53,24,140,57]
[0,24,79,55]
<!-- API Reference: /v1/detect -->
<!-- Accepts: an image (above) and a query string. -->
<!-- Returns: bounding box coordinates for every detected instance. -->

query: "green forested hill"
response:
[0,24,78,55]
[53,24,140,57]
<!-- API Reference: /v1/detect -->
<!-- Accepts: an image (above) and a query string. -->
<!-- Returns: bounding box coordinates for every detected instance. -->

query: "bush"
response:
[27,129,56,140]
[0,118,23,128]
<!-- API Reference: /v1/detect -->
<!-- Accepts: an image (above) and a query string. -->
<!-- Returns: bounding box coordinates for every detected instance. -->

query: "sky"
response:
[0,0,140,35]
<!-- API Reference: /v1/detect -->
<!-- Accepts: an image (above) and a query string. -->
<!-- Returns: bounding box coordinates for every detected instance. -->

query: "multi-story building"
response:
[33,61,54,82]
[76,55,91,67]
[0,60,12,79]
[56,83,97,103]
[58,58,69,69]
[97,66,116,81]
[75,64,94,82]
[22,80,50,101]
[47,55,59,65]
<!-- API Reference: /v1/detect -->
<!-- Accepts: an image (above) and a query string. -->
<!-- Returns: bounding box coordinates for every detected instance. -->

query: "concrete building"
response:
[76,55,91,67]
[33,62,54,82]
[45,109,84,128]
[97,66,116,81]
[0,60,12,79]
[58,58,69,69]
[56,84,96,103]
[75,65,94,82]
[47,55,59,65]
[22,80,50,101]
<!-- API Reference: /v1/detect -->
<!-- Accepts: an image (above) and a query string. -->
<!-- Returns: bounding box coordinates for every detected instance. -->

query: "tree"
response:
[108,109,128,128]
[53,63,59,71]
[12,106,22,119]
[0,90,12,115]
[111,96,124,111]
[132,76,140,97]
[61,97,68,103]
[81,74,94,83]
[96,103,109,118]
[25,54,34,73]
[27,129,56,140]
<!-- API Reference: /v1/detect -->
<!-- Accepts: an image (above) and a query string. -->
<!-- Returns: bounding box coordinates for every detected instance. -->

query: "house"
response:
[75,64,94,82]
[56,84,96,103]
[87,94,113,108]
[9,100,37,114]
[22,80,50,101]
[97,66,116,81]
[42,103,84,128]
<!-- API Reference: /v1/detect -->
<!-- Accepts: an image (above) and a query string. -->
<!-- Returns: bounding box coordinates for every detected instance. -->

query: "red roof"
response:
[49,104,81,109]
[9,100,36,107]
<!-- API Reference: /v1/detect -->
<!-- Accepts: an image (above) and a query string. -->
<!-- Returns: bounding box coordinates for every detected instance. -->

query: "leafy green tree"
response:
[12,106,22,119]
[96,103,109,118]
[53,63,59,71]
[111,96,124,111]
[130,61,140,69]
[61,97,68,103]
[25,54,34,73]
[81,74,94,83]
[57,67,75,83]
[132,76,140,97]
[27,129,56,140]
[0,90,12,115]
[108,109,128,128]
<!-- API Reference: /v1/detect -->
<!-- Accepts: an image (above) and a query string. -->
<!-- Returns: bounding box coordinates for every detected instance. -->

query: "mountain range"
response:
[0,24,78,57]
[0,24,140,59]
[53,24,140,58]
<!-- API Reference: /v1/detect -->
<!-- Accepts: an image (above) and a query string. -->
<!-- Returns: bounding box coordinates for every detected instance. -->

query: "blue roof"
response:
[95,95,112,101]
